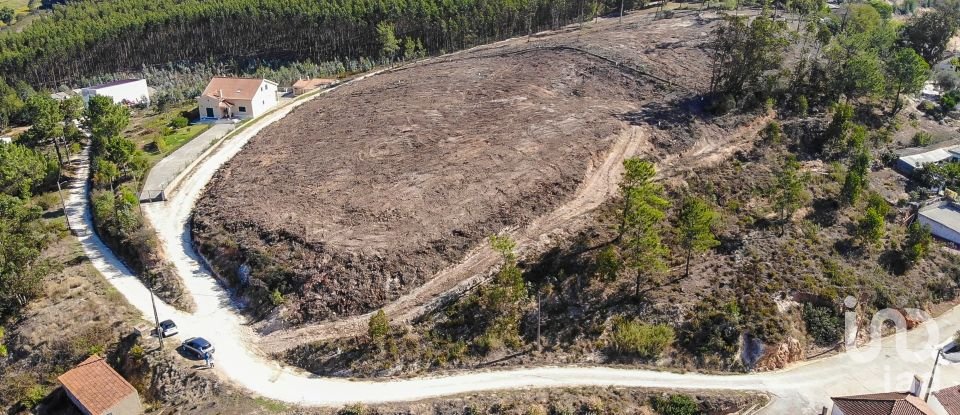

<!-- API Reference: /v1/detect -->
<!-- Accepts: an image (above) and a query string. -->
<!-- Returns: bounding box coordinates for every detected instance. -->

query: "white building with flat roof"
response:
[896,144,960,174]
[81,79,150,106]
[918,201,960,245]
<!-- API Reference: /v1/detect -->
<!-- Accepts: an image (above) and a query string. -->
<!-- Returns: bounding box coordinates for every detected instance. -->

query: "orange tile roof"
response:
[292,78,335,89]
[201,77,271,101]
[57,355,138,415]
[832,392,936,415]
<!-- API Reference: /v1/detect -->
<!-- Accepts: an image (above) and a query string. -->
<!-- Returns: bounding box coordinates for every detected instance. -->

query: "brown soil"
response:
[192,16,698,326]
[297,387,768,415]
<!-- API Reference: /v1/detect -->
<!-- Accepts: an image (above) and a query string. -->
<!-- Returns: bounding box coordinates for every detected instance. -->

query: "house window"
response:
[238,106,247,113]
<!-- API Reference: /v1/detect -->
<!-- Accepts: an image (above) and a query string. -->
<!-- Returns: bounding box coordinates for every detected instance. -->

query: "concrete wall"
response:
[82,80,150,106]
[103,391,142,415]
[64,389,94,415]
[918,214,960,245]
[249,81,278,117]
[197,95,225,120]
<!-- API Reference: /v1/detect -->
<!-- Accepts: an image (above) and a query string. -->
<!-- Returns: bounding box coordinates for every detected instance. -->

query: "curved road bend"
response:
[64,75,960,415]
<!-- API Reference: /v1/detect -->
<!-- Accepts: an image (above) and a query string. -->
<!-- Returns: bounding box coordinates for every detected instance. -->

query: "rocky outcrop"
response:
[752,337,804,371]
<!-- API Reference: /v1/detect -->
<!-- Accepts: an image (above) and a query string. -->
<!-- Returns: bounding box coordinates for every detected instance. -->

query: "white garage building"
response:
[81,79,151,106]
[918,201,960,245]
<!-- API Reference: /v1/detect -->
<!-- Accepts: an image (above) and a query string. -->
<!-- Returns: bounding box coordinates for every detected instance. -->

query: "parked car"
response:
[158,319,178,338]
[181,337,215,358]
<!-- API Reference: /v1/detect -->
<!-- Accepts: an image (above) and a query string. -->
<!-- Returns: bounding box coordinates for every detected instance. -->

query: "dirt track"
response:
[192,12,763,349]
[193,44,673,323]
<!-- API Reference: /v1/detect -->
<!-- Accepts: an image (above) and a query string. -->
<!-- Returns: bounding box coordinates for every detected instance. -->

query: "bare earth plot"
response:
[193,47,667,323]
[192,14,757,349]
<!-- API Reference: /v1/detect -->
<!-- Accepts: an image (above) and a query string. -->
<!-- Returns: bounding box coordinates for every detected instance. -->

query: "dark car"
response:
[158,319,178,338]
[181,337,215,358]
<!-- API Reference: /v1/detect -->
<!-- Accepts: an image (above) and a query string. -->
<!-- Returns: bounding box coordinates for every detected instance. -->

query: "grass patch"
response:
[164,124,209,150]
[254,397,289,413]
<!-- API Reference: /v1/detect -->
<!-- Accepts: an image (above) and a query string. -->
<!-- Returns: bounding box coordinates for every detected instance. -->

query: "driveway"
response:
[139,123,235,201]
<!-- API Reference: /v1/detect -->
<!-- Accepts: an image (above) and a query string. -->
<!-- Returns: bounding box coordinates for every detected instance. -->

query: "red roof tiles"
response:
[57,355,138,415]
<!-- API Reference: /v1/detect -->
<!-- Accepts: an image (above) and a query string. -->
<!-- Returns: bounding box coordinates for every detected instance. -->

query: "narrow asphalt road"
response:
[66,116,960,413]
[62,62,960,414]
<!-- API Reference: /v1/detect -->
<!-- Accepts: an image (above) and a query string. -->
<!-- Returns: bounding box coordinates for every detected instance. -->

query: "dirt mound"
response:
[193,47,669,323]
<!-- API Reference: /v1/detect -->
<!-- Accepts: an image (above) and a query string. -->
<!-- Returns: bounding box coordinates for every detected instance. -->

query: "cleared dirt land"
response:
[193,13,718,325]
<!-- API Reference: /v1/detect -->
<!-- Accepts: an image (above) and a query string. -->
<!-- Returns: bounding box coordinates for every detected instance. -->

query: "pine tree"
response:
[677,196,719,279]
[618,158,669,297]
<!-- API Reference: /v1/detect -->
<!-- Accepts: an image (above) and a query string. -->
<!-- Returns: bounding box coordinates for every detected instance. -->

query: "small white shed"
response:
[81,79,151,106]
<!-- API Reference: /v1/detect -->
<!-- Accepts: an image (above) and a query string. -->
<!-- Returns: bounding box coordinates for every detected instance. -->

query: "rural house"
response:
[198,77,278,120]
[933,385,960,415]
[81,79,150,106]
[896,144,960,174]
[292,78,335,96]
[829,392,935,415]
[918,200,960,245]
[57,355,142,415]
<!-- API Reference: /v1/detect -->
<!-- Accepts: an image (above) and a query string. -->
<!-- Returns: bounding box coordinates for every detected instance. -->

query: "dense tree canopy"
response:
[0,0,596,87]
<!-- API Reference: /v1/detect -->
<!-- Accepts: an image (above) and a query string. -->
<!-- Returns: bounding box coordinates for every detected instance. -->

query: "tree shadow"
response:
[878,249,908,276]
[617,96,708,129]
[807,197,840,228]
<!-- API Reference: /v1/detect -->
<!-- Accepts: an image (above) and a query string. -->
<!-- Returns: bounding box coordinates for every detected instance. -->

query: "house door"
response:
[206,108,215,118]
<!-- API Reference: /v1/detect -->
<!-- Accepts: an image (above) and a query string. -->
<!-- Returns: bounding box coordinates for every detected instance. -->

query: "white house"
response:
[197,77,278,120]
[81,79,150,106]
[896,144,960,174]
[918,201,960,245]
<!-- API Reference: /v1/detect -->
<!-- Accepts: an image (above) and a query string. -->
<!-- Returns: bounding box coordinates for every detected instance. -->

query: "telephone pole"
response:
[149,277,163,351]
[56,174,74,235]
[924,348,943,401]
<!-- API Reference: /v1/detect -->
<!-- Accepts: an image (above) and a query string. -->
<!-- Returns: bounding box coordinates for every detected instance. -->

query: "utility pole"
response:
[924,348,943,402]
[56,173,74,235]
[149,276,163,351]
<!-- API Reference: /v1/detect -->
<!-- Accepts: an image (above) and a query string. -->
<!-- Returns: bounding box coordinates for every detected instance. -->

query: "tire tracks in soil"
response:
[258,112,772,354]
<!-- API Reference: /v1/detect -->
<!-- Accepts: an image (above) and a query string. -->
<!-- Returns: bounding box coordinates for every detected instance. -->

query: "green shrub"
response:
[129,344,145,360]
[594,245,621,281]
[0,326,6,357]
[170,116,189,129]
[942,90,960,112]
[153,136,169,153]
[919,100,938,114]
[21,384,46,408]
[762,121,783,144]
[609,318,674,360]
[338,404,366,415]
[904,222,932,265]
[269,289,284,306]
[912,131,932,147]
[803,303,842,346]
[650,394,700,415]
[368,309,389,345]
[796,95,809,117]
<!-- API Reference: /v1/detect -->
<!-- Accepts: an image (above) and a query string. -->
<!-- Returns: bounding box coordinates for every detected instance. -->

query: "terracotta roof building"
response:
[934,385,960,415]
[57,355,142,415]
[197,77,278,120]
[292,78,335,96]
[830,392,935,415]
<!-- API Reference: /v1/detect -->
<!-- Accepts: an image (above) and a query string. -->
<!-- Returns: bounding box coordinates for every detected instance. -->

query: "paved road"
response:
[55,75,960,413]
[139,123,235,201]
